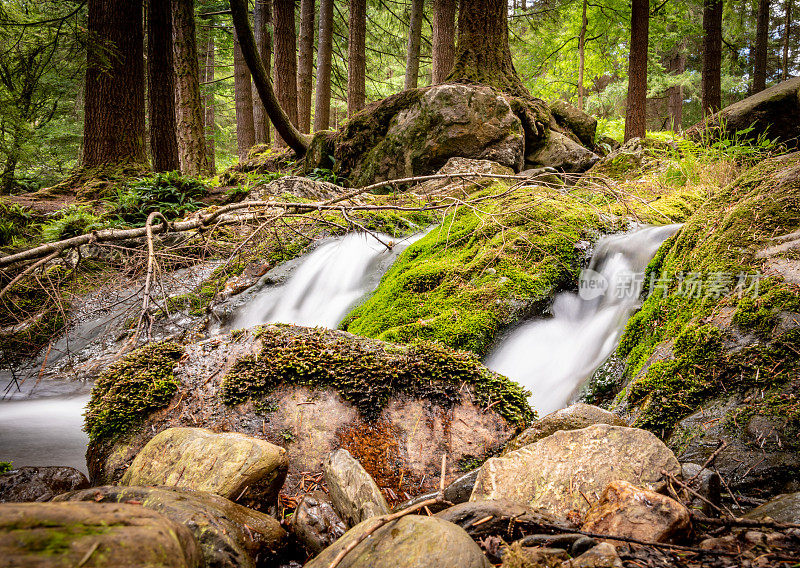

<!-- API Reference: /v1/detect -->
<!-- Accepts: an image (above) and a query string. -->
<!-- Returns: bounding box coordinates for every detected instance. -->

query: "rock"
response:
[503,404,628,454]
[290,491,347,555]
[501,541,569,567]
[0,466,89,503]
[391,491,450,514]
[585,137,650,180]
[304,514,491,568]
[520,166,563,186]
[88,326,525,502]
[324,449,390,527]
[329,84,526,186]
[562,542,622,568]
[471,424,681,520]
[54,485,286,568]
[517,534,597,557]
[679,463,722,517]
[0,501,202,568]
[581,480,691,543]
[120,427,287,510]
[435,500,573,542]
[250,175,342,201]
[745,492,800,524]
[526,131,600,173]
[418,156,515,194]
[687,76,800,149]
[549,100,597,147]
[444,468,482,504]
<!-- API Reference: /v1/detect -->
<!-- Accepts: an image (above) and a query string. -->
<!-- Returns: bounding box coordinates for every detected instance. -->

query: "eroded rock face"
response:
[305,514,491,568]
[470,424,681,520]
[0,501,202,568]
[581,480,691,544]
[0,466,89,503]
[503,403,628,455]
[324,449,390,527]
[120,427,287,510]
[526,131,600,173]
[53,485,286,568]
[290,491,347,556]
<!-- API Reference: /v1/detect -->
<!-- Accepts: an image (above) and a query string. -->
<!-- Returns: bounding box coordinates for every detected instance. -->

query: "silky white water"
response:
[485,224,682,416]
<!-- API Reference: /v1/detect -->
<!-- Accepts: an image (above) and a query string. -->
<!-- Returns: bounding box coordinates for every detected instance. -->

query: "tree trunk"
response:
[297,0,315,133]
[702,0,723,115]
[405,0,425,90]
[83,0,147,168]
[273,0,299,145]
[431,0,456,84]
[667,42,686,132]
[624,0,649,141]
[234,30,256,161]
[201,27,216,173]
[577,0,588,110]
[314,0,334,130]
[230,0,310,155]
[253,0,272,144]
[348,0,367,116]
[446,0,529,97]
[172,0,209,176]
[783,0,793,80]
[147,0,179,172]
[753,0,770,92]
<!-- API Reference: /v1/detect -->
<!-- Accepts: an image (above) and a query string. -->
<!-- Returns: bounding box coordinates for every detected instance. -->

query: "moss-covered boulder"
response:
[85,325,532,502]
[609,152,800,494]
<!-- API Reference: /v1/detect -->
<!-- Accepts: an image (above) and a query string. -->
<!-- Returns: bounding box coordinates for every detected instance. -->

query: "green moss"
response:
[84,342,184,443]
[221,326,534,428]
[13,523,112,556]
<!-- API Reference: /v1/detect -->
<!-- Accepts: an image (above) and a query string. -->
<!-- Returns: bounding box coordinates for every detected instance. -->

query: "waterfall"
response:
[485,224,682,415]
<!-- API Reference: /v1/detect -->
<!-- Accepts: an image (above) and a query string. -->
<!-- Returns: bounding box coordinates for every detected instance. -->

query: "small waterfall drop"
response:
[231,231,424,329]
[485,224,681,415]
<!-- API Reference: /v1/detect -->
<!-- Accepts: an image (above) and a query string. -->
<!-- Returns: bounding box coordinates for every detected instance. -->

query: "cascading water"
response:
[230,230,426,330]
[485,224,682,415]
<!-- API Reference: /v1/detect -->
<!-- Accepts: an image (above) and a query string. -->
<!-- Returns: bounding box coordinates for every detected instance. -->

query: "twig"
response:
[0,249,61,301]
[327,455,450,568]
[662,470,734,518]
[690,511,800,531]
[685,440,727,485]
[128,212,167,346]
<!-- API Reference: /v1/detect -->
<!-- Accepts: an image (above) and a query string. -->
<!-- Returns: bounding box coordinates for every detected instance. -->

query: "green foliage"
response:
[109,172,209,226]
[41,205,107,242]
[0,201,34,246]
[84,341,184,443]
[0,461,12,474]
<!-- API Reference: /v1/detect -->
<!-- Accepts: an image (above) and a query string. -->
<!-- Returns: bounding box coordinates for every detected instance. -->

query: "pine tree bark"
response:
[624,0,649,141]
[783,0,793,80]
[230,0,310,155]
[201,28,216,173]
[431,0,456,84]
[253,0,272,144]
[234,30,256,161]
[753,0,770,92]
[273,0,299,145]
[297,0,315,133]
[314,0,334,130]
[147,0,179,171]
[348,0,367,116]
[172,0,209,175]
[446,0,529,97]
[577,0,588,110]
[83,0,147,168]
[667,42,686,132]
[405,0,425,90]
[702,0,723,115]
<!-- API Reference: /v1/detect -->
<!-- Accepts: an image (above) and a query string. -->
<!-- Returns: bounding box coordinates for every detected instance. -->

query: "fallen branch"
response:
[128,212,168,346]
[0,249,61,302]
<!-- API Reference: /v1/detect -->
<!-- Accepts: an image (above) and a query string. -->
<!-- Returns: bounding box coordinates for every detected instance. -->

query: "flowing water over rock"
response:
[485,224,682,415]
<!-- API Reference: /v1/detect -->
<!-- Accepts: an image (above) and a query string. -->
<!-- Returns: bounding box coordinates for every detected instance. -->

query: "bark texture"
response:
[201,27,216,173]
[172,0,209,175]
[667,42,687,132]
[253,0,272,144]
[624,0,649,141]
[404,0,425,90]
[783,0,793,80]
[234,30,256,161]
[314,0,334,130]
[348,0,367,116]
[446,0,529,97]
[298,0,315,133]
[753,0,770,93]
[702,0,723,115]
[431,0,456,84]
[273,0,299,145]
[83,0,147,168]
[147,0,179,171]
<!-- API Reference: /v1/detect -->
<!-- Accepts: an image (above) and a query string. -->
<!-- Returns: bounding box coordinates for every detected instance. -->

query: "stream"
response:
[1,224,679,472]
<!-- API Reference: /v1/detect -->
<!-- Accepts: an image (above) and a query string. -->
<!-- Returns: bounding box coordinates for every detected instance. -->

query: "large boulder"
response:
[305,514,491,568]
[54,485,286,568]
[687,76,800,149]
[549,100,598,147]
[581,480,691,543]
[744,492,800,524]
[526,130,600,173]
[86,325,530,502]
[290,491,347,555]
[470,424,681,520]
[503,403,628,454]
[120,427,287,510]
[0,501,202,568]
[324,449,390,527]
[0,466,89,503]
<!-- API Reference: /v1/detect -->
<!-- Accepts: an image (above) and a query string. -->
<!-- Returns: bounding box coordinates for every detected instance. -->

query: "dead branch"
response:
[0,249,61,302]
